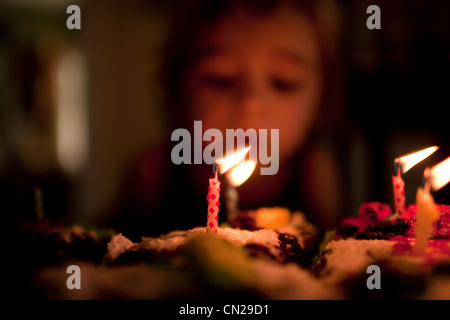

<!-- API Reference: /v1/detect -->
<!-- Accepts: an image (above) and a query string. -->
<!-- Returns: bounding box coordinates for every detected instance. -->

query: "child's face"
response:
[184,6,322,162]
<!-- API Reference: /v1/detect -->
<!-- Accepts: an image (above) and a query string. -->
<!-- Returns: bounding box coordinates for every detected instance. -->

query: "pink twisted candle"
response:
[206,171,220,234]
[392,167,406,215]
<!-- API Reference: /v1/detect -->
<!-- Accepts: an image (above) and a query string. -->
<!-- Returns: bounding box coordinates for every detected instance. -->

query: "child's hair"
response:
[159,0,345,137]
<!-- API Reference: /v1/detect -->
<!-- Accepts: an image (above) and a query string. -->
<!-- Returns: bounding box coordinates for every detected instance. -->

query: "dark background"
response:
[0,0,449,227]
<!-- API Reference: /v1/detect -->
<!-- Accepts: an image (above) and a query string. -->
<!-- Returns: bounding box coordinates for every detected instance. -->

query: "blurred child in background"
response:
[110,0,348,239]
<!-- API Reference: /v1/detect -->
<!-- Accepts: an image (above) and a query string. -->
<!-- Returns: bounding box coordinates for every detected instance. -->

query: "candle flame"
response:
[216,146,252,174]
[227,160,256,187]
[395,146,439,174]
[429,156,450,191]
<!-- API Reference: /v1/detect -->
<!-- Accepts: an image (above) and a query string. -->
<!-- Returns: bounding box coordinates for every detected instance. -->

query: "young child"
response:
[111,0,347,239]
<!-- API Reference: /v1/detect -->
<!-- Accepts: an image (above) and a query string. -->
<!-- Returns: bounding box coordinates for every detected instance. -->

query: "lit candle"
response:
[414,157,450,253]
[393,146,439,215]
[392,163,406,215]
[206,168,220,234]
[225,160,256,223]
[414,168,440,253]
[206,147,254,233]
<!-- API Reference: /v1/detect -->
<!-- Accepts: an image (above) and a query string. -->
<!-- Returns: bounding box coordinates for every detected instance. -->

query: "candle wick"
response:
[423,167,431,193]
[394,159,402,176]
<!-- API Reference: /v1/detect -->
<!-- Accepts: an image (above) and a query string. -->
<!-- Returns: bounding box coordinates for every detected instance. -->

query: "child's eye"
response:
[271,77,302,93]
[200,74,238,90]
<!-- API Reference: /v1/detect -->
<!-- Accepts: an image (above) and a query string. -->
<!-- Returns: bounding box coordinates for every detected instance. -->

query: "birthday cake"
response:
[313,202,450,299]
[33,208,341,299]
[27,203,450,300]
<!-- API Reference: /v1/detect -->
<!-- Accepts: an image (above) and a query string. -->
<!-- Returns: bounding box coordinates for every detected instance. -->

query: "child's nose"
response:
[235,78,268,118]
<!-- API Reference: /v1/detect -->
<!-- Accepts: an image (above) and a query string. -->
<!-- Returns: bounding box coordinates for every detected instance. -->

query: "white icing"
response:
[137,227,281,257]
